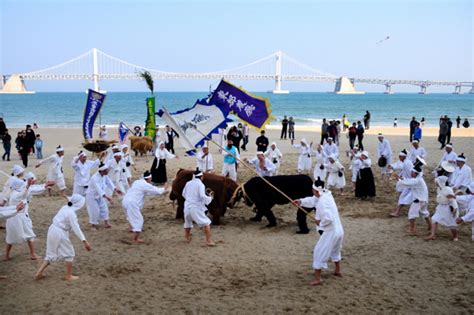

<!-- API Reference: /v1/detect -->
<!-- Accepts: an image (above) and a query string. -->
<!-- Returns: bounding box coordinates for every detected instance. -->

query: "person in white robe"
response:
[182,169,215,246]
[348,147,361,191]
[312,145,327,182]
[451,154,472,192]
[436,144,457,169]
[71,151,101,196]
[106,152,128,196]
[121,144,135,187]
[455,181,474,241]
[295,182,343,286]
[34,194,92,281]
[407,140,427,165]
[395,166,431,235]
[196,145,214,173]
[85,163,119,230]
[0,202,24,220]
[293,138,312,174]
[426,176,459,241]
[265,142,282,175]
[1,165,24,204]
[389,149,414,217]
[35,145,66,197]
[121,171,168,243]
[376,134,392,178]
[322,137,339,162]
[325,155,346,194]
[245,152,276,177]
[4,174,53,260]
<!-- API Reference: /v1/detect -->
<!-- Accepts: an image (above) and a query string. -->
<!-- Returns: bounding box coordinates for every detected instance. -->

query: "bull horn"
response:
[229,184,243,205]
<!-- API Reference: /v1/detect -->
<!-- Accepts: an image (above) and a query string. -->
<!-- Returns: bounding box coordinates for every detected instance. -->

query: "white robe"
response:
[322,143,339,162]
[0,206,18,220]
[39,154,65,189]
[312,151,327,182]
[196,151,214,172]
[431,186,458,229]
[437,151,458,168]
[123,153,134,179]
[397,176,429,220]
[325,161,346,189]
[71,158,100,196]
[248,157,276,177]
[457,195,474,240]
[106,159,128,194]
[182,178,213,228]
[6,183,46,244]
[45,205,86,262]
[122,179,166,232]
[293,144,312,172]
[407,146,427,164]
[350,157,362,183]
[265,148,282,175]
[451,165,472,191]
[392,159,414,205]
[312,191,344,270]
[377,139,392,174]
[86,172,115,225]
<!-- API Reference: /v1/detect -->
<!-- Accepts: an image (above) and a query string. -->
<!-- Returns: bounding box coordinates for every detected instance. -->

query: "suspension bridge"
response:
[1,48,473,94]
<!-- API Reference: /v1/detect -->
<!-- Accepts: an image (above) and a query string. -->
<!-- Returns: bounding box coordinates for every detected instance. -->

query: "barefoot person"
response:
[183,169,215,246]
[325,155,346,195]
[35,194,91,281]
[389,149,414,217]
[293,138,312,174]
[455,181,474,241]
[4,174,53,261]
[425,176,459,241]
[86,163,121,230]
[395,165,431,236]
[35,145,66,197]
[121,171,168,243]
[0,202,24,278]
[295,181,343,286]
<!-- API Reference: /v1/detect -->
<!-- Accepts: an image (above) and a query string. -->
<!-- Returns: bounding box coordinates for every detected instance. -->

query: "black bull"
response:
[229,174,314,230]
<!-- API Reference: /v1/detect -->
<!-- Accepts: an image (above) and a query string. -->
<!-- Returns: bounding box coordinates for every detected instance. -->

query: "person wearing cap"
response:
[322,137,339,163]
[4,173,54,260]
[86,163,119,230]
[182,168,215,246]
[355,151,376,200]
[122,171,168,243]
[151,141,176,185]
[312,144,327,182]
[394,166,431,235]
[325,155,346,195]
[35,194,91,281]
[437,144,457,169]
[106,152,128,195]
[196,145,214,173]
[293,138,312,174]
[425,176,460,241]
[389,149,414,217]
[71,151,101,196]
[1,165,25,205]
[221,139,239,181]
[265,142,283,175]
[121,144,135,186]
[36,145,66,197]
[451,154,472,193]
[455,181,474,241]
[99,125,108,140]
[407,140,427,165]
[377,134,392,178]
[245,152,276,177]
[294,182,344,285]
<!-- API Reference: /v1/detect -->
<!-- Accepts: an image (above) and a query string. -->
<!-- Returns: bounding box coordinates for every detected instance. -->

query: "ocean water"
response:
[0,92,472,129]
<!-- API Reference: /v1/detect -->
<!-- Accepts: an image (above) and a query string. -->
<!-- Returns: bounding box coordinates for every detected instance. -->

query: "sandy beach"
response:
[0,126,473,313]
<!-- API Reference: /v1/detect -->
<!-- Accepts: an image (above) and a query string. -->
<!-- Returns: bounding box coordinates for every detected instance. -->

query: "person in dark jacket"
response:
[16,130,29,167]
[280,116,289,140]
[2,129,11,161]
[438,118,449,149]
[164,125,179,154]
[356,121,365,151]
[0,118,6,140]
[456,116,462,128]
[256,130,269,152]
[25,124,36,155]
[446,117,453,144]
[409,117,418,142]
[348,123,357,149]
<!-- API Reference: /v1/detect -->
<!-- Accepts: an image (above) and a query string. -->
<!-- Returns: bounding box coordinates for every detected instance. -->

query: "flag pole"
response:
[191,126,316,221]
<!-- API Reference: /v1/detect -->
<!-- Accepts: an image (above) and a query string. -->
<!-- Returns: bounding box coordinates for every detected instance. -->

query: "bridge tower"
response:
[0,74,35,94]
[384,84,394,94]
[418,85,428,94]
[453,85,462,94]
[469,83,474,94]
[272,51,289,94]
[334,77,365,94]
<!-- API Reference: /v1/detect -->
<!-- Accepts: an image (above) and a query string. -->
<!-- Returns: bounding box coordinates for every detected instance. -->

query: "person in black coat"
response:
[409,117,418,142]
[16,130,29,167]
[164,125,179,154]
[25,125,36,155]
[256,130,269,152]
[227,126,243,153]
[0,118,6,139]
[2,129,11,161]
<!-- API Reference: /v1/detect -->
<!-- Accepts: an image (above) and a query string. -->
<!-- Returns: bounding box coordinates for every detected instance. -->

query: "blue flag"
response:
[208,80,272,129]
[83,89,106,140]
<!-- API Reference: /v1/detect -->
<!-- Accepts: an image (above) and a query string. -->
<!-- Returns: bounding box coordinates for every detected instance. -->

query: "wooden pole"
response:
[192,127,316,222]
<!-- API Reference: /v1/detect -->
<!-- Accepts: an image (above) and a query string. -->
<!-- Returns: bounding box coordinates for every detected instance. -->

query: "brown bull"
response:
[170,169,238,225]
[129,136,153,156]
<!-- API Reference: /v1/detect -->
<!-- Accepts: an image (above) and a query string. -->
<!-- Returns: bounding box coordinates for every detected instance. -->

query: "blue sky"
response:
[1,0,472,92]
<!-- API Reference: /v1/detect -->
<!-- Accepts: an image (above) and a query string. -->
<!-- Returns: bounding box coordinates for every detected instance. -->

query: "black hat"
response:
[312,178,325,190]
[194,167,203,178]
[143,171,152,179]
